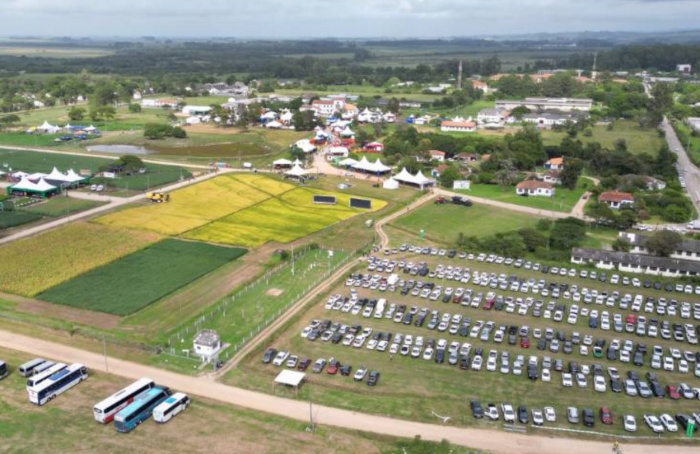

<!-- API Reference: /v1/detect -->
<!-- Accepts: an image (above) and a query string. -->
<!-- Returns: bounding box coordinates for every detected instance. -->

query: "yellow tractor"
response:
[147,192,170,203]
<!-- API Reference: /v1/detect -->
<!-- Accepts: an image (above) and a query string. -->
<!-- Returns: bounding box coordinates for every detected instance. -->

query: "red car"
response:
[520,336,530,349]
[483,300,495,310]
[599,407,613,425]
[666,385,681,400]
[327,358,340,375]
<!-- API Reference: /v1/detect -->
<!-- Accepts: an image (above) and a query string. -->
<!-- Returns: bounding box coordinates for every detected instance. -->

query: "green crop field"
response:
[461,179,591,213]
[391,202,541,243]
[0,210,43,229]
[39,239,246,316]
[22,196,104,217]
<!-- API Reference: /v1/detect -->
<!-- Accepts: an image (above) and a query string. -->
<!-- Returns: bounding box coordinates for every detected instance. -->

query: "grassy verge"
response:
[460,179,590,213]
[391,202,541,244]
[541,120,665,156]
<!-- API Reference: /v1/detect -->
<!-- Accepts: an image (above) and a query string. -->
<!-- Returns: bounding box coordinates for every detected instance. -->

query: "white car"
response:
[471,355,483,371]
[487,357,497,372]
[644,414,664,433]
[541,368,551,382]
[660,413,678,432]
[272,350,289,366]
[544,406,556,422]
[624,379,638,396]
[501,403,516,423]
[623,414,637,432]
[594,375,607,392]
[575,373,587,388]
[531,408,544,426]
[353,367,367,381]
[422,347,434,361]
[663,356,675,371]
[300,326,312,338]
[562,373,573,387]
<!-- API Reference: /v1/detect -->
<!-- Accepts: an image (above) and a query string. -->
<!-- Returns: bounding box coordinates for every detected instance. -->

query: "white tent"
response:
[274,370,305,392]
[286,163,308,178]
[326,146,349,157]
[35,178,57,192]
[280,111,293,123]
[340,127,355,137]
[27,172,48,181]
[84,125,97,132]
[37,121,59,134]
[11,171,29,179]
[382,177,399,190]
[366,158,391,173]
[272,158,293,167]
[10,176,41,192]
[265,120,283,129]
[393,167,436,189]
[338,158,358,166]
[292,158,303,166]
[46,167,71,182]
[65,168,88,182]
[262,111,277,120]
[186,116,201,125]
[294,139,317,153]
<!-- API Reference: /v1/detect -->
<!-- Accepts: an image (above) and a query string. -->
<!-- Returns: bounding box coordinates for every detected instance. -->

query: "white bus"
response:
[26,363,67,389]
[18,358,47,377]
[374,298,386,319]
[27,363,87,406]
[93,378,156,424]
[153,392,190,423]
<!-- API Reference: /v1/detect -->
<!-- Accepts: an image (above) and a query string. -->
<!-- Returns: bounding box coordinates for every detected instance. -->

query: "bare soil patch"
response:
[6,292,121,329]
[265,288,284,296]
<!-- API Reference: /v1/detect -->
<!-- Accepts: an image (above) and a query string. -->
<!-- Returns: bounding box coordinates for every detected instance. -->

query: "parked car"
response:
[262,347,277,364]
[567,407,579,424]
[367,371,380,386]
[353,367,367,381]
[470,400,484,419]
[582,409,595,427]
[600,407,613,425]
[544,407,556,422]
[623,414,637,432]
[312,358,327,373]
[643,414,664,433]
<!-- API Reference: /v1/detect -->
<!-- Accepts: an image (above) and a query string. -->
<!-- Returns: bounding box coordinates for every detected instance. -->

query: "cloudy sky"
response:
[2,0,697,37]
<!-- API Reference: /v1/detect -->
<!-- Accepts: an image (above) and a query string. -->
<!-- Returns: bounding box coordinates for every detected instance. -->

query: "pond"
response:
[86,145,150,155]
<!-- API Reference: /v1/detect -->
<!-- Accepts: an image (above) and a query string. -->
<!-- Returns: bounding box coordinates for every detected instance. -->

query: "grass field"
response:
[541,120,665,156]
[0,348,419,454]
[185,187,387,247]
[38,239,246,315]
[460,179,591,213]
[391,202,541,244]
[96,174,296,235]
[0,222,160,296]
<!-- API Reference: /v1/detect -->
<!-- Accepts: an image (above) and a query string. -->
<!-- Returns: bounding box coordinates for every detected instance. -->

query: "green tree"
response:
[438,166,461,188]
[645,229,682,257]
[292,110,319,131]
[128,103,142,113]
[68,106,86,121]
[612,237,631,252]
[559,158,583,190]
[518,227,547,252]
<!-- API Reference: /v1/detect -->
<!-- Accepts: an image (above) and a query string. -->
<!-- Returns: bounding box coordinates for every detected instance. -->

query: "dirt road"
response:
[0,329,695,454]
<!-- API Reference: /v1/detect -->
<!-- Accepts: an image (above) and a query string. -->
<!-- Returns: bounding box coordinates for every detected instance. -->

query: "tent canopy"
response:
[352,157,391,174]
[393,167,436,188]
[286,163,308,177]
[273,158,293,166]
[274,370,305,387]
[338,158,358,166]
[383,177,399,190]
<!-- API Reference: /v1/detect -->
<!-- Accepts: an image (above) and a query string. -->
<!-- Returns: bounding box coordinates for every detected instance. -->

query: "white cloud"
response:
[0,0,697,37]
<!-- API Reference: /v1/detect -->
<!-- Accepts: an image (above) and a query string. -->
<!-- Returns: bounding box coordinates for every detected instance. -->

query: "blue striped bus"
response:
[27,363,88,405]
[114,386,171,433]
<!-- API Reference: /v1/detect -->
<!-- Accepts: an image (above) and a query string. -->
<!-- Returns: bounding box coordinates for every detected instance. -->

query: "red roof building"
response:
[599,191,635,209]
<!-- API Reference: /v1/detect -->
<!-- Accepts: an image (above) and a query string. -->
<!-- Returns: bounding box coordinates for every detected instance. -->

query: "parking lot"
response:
[250,245,700,438]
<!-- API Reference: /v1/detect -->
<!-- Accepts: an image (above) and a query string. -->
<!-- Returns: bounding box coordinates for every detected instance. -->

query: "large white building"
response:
[571,248,700,278]
[496,97,593,112]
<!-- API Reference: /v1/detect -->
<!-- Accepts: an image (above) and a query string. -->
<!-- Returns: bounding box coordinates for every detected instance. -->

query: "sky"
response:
[1,0,698,38]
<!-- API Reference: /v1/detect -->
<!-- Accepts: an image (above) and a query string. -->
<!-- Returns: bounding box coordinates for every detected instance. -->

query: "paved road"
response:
[0,169,228,245]
[1,329,696,454]
[661,117,700,216]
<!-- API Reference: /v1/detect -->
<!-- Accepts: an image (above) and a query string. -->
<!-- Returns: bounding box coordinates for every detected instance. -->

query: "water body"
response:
[86,145,151,155]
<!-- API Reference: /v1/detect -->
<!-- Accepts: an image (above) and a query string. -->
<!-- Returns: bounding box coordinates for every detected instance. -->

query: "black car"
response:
[458,324,469,337]
[653,282,662,290]
[627,370,640,382]
[470,400,484,419]
[262,348,278,364]
[367,371,380,386]
[633,352,644,366]
[665,283,674,292]
[537,339,547,351]
[459,355,471,370]
[676,414,697,432]
[589,317,598,329]
[435,349,445,364]
[568,361,579,374]
[606,347,618,361]
[518,405,529,424]
[650,381,664,398]
[610,378,622,393]
[553,359,564,372]
[527,364,538,380]
[643,280,652,288]
[582,409,595,427]
[541,265,550,274]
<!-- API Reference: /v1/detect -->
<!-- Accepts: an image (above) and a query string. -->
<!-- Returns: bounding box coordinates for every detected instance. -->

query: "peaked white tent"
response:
[35,178,57,192]
[352,157,391,174]
[340,127,355,138]
[286,163,308,179]
[84,125,97,132]
[280,111,293,123]
[7,176,59,198]
[292,158,303,166]
[46,167,71,182]
[294,139,317,153]
[37,121,60,134]
[265,120,283,129]
[10,176,42,192]
[382,177,399,190]
[65,168,89,183]
[392,167,436,189]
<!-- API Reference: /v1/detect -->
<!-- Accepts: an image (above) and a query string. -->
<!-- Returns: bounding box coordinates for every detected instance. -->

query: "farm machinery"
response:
[147,192,170,203]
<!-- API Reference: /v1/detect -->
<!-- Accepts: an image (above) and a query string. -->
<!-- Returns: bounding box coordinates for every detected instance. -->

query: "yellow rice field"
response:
[96,174,296,235]
[0,223,160,296]
[185,188,387,247]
